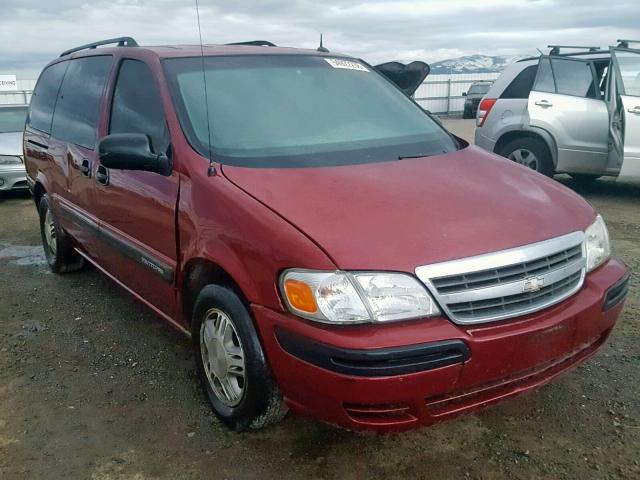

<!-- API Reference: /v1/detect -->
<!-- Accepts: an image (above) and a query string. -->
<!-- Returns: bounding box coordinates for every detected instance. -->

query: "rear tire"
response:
[38,194,84,273]
[192,285,287,431]
[499,137,554,177]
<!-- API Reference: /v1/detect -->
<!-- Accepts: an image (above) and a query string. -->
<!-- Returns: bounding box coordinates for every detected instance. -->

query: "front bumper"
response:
[253,258,628,432]
[0,165,28,191]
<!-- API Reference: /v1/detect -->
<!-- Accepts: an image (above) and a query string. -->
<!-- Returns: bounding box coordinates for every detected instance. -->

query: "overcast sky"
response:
[1,0,638,79]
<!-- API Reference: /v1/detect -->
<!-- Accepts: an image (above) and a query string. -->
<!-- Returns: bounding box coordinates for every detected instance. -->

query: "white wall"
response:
[0,73,501,113]
[414,73,499,114]
[0,79,36,105]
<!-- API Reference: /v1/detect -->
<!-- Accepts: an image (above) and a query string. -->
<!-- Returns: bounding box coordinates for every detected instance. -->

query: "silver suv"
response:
[475,42,640,182]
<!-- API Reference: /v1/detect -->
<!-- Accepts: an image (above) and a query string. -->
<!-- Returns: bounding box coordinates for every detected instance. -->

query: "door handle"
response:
[628,106,640,115]
[96,165,109,186]
[535,100,553,108]
[80,159,91,177]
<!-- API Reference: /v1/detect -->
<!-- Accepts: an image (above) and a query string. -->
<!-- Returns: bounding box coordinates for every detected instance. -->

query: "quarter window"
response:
[28,62,68,134]
[109,59,168,153]
[501,65,537,99]
[51,56,112,149]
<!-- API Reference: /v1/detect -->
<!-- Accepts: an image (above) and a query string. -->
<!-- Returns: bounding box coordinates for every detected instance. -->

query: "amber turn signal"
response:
[283,279,318,313]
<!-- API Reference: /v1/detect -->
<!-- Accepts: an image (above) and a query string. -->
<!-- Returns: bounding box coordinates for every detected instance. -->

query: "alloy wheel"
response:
[44,208,57,255]
[508,148,539,171]
[200,308,246,407]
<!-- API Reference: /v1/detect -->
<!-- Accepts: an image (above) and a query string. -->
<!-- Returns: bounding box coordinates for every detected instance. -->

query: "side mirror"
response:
[98,133,171,176]
[462,92,467,97]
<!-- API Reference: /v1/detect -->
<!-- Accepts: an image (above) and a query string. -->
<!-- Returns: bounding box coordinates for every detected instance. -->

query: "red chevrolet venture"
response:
[24,37,629,432]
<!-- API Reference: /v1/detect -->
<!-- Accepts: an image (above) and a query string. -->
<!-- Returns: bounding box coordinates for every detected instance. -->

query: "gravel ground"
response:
[1,119,638,479]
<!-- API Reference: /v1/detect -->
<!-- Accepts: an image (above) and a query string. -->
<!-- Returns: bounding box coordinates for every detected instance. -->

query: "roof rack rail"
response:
[226,40,276,47]
[59,36,139,57]
[617,39,640,48]
[548,44,600,55]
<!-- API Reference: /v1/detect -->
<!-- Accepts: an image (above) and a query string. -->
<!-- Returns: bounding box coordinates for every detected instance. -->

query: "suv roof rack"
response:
[225,40,276,47]
[548,45,600,55]
[617,39,640,48]
[60,36,139,57]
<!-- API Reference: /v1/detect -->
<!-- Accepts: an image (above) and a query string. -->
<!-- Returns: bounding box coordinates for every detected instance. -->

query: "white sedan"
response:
[0,104,28,192]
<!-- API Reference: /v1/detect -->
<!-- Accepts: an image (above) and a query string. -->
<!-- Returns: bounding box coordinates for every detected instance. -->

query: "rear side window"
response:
[551,59,596,98]
[51,56,112,149]
[109,59,168,153]
[28,62,68,134]
[533,58,555,93]
[501,65,537,99]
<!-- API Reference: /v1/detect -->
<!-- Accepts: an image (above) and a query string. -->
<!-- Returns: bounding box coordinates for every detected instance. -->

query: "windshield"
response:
[468,84,491,95]
[164,55,458,167]
[0,106,28,134]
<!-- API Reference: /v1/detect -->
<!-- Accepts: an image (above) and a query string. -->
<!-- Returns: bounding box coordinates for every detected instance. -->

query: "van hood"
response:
[222,146,595,272]
[0,132,23,156]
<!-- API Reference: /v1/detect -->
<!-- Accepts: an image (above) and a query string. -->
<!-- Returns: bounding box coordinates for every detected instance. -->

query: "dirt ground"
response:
[1,119,639,479]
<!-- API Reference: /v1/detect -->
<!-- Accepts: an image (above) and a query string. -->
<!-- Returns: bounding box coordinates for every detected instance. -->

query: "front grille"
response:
[432,244,582,294]
[448,270,582,321]
[415,232,586,324]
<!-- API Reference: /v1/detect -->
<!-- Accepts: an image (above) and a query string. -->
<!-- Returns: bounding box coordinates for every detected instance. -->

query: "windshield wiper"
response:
[398,151,446,160]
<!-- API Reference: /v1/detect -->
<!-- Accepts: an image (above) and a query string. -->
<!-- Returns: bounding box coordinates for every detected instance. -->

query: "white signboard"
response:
[0,75,18,91]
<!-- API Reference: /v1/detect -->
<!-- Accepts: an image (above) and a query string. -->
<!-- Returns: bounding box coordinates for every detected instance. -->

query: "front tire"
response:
[499,137,554,177]
[192,285,287,431]
[38,194,84,273]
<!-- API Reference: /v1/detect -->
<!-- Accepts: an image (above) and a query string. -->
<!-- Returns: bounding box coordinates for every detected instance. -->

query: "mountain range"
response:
[428,54,531,74]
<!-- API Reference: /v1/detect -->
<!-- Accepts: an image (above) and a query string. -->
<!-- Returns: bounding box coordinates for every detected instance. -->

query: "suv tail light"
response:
[476,98,497,127]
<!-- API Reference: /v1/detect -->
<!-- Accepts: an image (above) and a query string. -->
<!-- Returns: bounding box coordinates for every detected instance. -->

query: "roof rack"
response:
[617,39,640,48]
[59,36,139,57]
[548,45,600,55]
[225,40,276,47]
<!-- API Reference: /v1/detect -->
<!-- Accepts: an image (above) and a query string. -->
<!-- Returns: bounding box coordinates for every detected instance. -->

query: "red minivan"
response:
[24,37,629,432]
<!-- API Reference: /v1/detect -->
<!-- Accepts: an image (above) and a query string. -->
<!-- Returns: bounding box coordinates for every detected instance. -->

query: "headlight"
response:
[280,269,440,324]
[0,155,22,166]
[585,215,611,272]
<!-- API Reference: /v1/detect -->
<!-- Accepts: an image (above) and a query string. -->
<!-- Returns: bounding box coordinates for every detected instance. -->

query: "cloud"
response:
[0,0,637,78]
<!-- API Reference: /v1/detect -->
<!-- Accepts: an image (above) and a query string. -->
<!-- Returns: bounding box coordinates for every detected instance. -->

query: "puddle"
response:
[0,244,47,266]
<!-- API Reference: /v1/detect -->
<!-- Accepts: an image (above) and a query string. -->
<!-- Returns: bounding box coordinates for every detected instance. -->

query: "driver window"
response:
[109,59,169,154]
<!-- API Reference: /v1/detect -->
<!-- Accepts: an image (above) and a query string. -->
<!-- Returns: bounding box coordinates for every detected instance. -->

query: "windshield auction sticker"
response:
[325,58,369,72]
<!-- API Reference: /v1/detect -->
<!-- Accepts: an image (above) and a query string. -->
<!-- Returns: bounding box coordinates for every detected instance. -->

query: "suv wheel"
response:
[462,107,472,119]
[500,137,554,177]
[38,194,85,273]
[192,285,287,431]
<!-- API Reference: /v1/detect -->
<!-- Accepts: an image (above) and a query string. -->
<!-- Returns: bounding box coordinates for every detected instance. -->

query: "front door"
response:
[609,47,640,180]
[93,57,180,318]
[528,56,610,174]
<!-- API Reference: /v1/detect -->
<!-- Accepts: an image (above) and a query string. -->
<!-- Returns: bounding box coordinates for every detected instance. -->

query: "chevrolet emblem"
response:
[523,276,545,293]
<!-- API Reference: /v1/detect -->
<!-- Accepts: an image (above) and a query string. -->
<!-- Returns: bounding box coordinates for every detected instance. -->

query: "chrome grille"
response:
[415,232,586,325]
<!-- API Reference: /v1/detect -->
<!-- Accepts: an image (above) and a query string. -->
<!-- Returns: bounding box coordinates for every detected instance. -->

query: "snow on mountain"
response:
[429,54,530,74]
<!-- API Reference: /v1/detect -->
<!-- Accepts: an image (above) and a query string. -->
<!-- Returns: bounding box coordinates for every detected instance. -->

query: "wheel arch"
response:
[180,257,254,327]
[494,128,558,167]
[33,180,47,207]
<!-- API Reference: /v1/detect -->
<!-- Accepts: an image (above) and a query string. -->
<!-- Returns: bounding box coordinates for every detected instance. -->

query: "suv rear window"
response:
[51,56,112,149]
[468,83,490,95]
[28,62,68,134]
[164,55,458,168]
[501,65,537,99]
